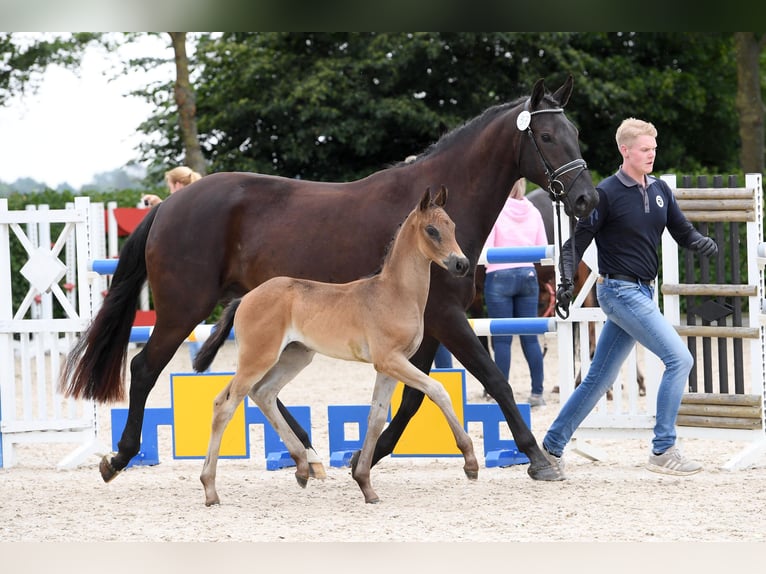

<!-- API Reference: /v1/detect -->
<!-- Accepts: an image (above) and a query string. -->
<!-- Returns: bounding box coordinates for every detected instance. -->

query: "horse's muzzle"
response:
[445,254,470,278]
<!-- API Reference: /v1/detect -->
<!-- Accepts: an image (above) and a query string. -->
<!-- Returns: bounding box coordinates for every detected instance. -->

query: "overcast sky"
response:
[0,34,171,189]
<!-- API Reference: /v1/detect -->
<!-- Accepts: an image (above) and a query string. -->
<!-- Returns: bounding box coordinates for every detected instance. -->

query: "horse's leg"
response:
[437,308,565,480]
[383,357,479,480]
[247,343,324,482]
[102,324,194,481]
[200,372,258,506]
[351,372,398,504]
[637,362,647,396]
[445,321,562,480]
[275,402,325,478]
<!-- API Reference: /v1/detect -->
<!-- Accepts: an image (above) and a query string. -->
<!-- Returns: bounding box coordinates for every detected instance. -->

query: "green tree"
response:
[178,32,581,180]
[734,32,766,175]
[168,32,206,176]
[134,33,748,182]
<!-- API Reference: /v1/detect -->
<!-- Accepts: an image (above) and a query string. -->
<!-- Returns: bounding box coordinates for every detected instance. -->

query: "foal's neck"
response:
[378,214,432,304]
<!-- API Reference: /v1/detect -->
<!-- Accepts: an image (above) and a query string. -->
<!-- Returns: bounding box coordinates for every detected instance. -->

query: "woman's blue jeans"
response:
[484,267,544,395]
[543,277,693,457]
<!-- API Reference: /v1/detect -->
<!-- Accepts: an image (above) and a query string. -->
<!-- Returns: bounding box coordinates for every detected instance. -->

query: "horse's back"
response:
[144,171,409,294]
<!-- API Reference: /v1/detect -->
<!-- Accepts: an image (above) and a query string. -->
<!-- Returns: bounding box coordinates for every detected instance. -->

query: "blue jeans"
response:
[484,267,544,395]
[543,277,693,457]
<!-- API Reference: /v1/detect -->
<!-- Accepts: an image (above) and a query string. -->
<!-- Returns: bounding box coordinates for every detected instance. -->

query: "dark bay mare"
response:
[60,75,598,483]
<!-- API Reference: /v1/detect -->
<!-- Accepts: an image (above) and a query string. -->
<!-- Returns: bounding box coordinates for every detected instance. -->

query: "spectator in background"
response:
[141,166,202,207]
[483,178,547,407]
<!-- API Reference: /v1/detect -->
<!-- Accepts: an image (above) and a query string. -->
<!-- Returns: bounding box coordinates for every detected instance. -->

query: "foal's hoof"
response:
[309,462,327,479]
[464,468,479,481]
[99,454,122,483]
[295,473,309,489]
[527,459,565,481]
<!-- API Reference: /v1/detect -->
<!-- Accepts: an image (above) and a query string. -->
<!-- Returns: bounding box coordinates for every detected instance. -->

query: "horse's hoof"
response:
[205,497,220,507]
[99,455,122,483]
[295,473,309,489]
[365,496,381,504]
[464,469,479,481]
[527,460,566,481]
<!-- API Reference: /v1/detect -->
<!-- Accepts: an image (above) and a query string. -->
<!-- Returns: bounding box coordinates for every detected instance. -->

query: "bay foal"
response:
[192,186,478,505]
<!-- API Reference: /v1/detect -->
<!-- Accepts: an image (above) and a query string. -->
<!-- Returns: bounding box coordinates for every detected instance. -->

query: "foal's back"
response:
[233,275,381,364]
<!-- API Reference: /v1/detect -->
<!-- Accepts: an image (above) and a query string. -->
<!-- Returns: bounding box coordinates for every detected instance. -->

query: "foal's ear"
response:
[420,186,433,212]
[434,184,448,207]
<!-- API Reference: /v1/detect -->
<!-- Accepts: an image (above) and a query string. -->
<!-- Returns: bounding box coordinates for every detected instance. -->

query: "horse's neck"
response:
[427,120,524,249]
[378,218,431,306]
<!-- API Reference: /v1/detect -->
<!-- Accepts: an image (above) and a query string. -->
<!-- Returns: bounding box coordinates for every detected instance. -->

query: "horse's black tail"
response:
[59,206,160,403]
[193,298,242,372]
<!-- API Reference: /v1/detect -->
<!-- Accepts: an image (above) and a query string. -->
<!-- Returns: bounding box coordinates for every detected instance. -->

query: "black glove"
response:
[556,280,574,313]
[690,236,718,258]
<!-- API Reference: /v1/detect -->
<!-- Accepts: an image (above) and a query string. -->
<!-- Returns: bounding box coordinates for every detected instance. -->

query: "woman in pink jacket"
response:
[483,178,548,407]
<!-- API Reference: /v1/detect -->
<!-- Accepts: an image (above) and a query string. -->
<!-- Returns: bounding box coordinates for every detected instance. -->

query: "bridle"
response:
[516,100,588,202]
[516,100,588,320]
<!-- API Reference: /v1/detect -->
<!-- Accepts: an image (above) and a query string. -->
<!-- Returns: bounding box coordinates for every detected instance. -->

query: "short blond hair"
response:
[615,118,657,148]
[509,178,526,200]
[165,166,202,190]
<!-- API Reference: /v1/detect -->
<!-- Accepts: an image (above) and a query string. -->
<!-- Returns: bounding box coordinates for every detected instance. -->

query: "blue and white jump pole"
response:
[93,243,559,344]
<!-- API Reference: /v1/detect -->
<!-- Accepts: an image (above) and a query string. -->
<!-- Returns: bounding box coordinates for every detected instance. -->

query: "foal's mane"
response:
[367,215,407,278]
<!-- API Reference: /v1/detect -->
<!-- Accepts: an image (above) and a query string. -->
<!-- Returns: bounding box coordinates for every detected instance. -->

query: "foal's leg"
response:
[381,355,479,480]
[248,343,323,483]
[363,336,435,468]
[352,372,398,504]
[200,371,260,506]
[375,315,564,481]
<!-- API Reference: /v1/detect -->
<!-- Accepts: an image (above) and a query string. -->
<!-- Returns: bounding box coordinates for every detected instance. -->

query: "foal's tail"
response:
[193,298,242,372]
[59,206,160,403]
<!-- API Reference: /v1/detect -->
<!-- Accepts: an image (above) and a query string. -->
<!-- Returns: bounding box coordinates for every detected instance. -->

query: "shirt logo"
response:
[655,195,664,208]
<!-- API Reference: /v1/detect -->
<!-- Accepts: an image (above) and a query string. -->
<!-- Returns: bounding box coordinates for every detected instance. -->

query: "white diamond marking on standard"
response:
[20,247,68,293]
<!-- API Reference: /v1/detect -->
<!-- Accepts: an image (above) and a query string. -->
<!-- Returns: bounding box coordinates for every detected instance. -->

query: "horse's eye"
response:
[541,133,552,143]
[426,225,440,240]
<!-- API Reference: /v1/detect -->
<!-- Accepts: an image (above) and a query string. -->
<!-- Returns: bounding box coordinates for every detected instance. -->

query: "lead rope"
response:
[554,200,575,320]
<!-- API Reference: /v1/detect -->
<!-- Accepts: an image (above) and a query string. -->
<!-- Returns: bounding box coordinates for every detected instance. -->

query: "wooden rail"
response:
[677,393,763,430]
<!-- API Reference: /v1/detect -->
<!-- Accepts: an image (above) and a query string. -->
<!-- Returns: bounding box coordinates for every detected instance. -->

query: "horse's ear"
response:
[530,78,546,110]
[551,74,574,108]
[420,186,433,212]
[434,185,448,207]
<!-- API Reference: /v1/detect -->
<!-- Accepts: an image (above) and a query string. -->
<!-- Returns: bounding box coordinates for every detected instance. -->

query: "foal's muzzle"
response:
[445,254,470,277]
